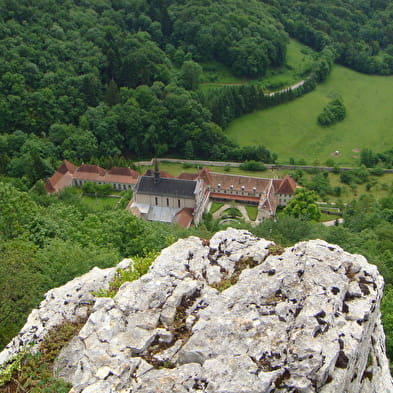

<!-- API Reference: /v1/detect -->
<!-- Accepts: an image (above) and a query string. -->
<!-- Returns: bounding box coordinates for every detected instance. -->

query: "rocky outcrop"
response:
[1,229,392,392]
[0,259,131,366]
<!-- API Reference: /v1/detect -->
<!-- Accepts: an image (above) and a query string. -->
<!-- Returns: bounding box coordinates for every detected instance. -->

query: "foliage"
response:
[340,167,369,185]
[274,0,393,75]
[221,207,242,219]
[168,0,288,77]
[318,99,346,126]
[361,148,393,169]
[178,61,203,90]
[283,189,321,221]
[0,348,28,388]
[240,161,266,171]
[382,285,393,364]
[82,182,113,195]
[0,182,182,347]
[0,319,86,393]
[0,0,391,177]
[95,252,159,298]
[199,79,316,129]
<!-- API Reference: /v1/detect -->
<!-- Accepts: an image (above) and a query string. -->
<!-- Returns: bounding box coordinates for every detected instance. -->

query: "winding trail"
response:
[267,79,306,96]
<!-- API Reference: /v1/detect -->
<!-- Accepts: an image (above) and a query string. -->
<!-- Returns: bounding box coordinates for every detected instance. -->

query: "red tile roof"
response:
[109,167,139,178]
[175,208,194,228]
[209,172,271,193]
[178,172,198,180]
[210,193,260,203]
[77,164,106,176]
[275,174,298,195]
[197,167,213,184]
[45,179,56,193]
[46,161,140,193]
[58,160,77,174]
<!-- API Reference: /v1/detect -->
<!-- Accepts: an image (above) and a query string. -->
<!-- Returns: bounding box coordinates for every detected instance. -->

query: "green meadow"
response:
[226,65,393,166]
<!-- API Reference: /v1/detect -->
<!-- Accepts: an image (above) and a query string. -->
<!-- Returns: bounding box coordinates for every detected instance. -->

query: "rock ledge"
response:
[1,229,392,393]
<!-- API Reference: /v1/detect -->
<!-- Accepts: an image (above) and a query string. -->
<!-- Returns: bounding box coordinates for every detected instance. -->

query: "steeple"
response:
[153,158,160,184]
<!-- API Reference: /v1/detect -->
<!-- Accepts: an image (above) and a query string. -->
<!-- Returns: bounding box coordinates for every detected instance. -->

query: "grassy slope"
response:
[226,66,393,166]
[200,39,314,90]
[259,39,314,90]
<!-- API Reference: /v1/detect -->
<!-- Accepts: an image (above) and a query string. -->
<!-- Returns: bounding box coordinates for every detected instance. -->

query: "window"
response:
[178,199,181,208]
[155,197,158,206]
[167,198,169,206]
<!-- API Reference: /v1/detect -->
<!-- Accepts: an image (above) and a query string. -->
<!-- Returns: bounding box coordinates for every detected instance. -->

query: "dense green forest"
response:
[1,0,392,189]
[272,0,393,75]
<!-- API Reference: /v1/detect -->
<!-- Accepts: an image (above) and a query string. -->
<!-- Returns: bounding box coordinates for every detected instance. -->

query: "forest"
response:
[0,0,392,189]
[0,0,393,387]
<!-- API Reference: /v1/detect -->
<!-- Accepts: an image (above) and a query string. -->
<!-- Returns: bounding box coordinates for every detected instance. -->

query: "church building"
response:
[46,160,299,228]
[129,161,209,228]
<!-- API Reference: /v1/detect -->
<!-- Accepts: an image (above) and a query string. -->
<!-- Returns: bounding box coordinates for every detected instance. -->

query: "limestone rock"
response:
[0,259,132,365]
[1,229,392,393]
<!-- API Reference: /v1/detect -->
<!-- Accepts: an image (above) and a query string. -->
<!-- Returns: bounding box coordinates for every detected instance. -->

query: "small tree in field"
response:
[283,188,321,221]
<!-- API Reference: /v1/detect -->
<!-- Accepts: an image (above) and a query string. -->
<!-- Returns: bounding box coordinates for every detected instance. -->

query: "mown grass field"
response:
[226,65,393,166]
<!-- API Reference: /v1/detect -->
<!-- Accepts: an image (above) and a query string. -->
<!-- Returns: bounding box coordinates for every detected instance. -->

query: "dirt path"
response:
[267,79,306,96]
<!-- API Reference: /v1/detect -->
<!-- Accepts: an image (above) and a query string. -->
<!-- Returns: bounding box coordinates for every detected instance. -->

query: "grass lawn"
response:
[210,201,224,214]
[245,205,258,221]
[80,195,120,211]
[226,65,393,166]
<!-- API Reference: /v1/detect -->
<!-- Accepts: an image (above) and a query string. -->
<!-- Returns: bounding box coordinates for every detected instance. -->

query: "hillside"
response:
[1,0,393,187]
[226,65,393,165]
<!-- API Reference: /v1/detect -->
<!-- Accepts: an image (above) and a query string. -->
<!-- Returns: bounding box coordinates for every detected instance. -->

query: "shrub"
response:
[94,252,158,298]
[82,182,113,195]
[318,99,346,126]
[240,160,266,171]
[0,319,86,393]
[370,166,384,176]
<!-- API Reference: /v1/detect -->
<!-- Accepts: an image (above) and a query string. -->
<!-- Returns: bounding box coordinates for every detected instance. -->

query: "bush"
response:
[340,166,369,185]
[82,182,113,195]
[240,160,266,171]
[370,166,384,176]
[318,99,346,126]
